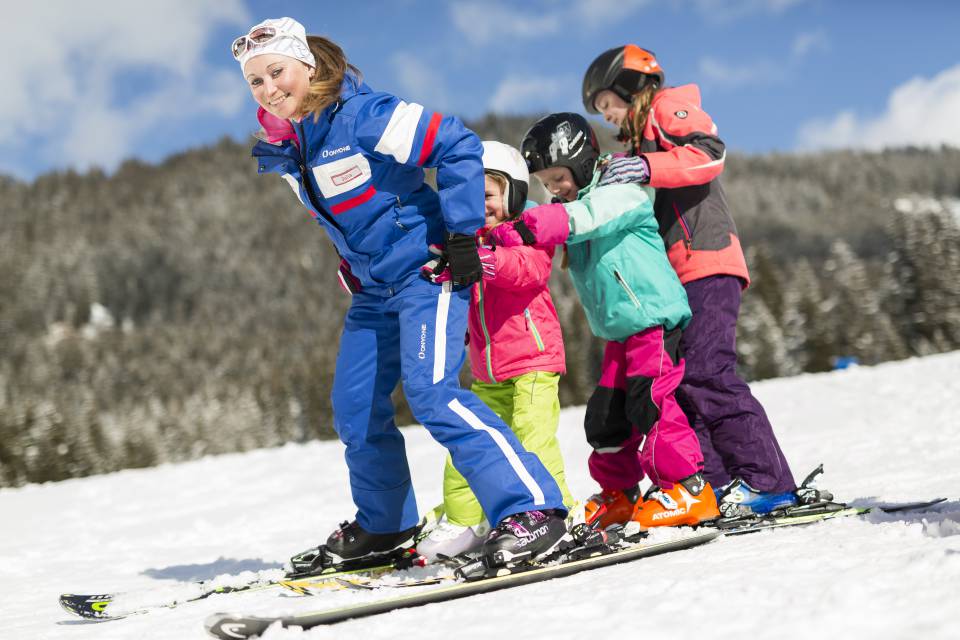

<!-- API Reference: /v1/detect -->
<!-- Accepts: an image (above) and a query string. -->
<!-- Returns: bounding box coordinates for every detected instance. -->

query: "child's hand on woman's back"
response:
[489,204,570,247]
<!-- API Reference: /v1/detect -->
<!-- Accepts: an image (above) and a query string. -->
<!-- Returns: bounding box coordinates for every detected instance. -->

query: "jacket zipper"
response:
[672,202,692,255]
[614,270,643,309]
[394,196,409,231]
[477,282,496,382]
[524,309,545,352]
[295,121,341,231]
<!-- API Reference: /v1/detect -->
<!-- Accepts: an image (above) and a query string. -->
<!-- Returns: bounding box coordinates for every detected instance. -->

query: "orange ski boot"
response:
[584,485,642,529]
[630,473,721,529]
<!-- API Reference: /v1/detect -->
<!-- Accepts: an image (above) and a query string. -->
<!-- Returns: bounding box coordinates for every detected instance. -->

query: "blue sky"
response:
[4,0,959,180]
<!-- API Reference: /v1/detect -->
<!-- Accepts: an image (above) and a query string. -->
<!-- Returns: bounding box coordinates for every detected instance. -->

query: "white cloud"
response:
[568,0,654,28]
[53,70,246,171]
[449,0,652,44]
[449,2,559,46]
[697,56,782,88]
[797,63,960,151]
[691,0,807,22]
[792,29,829,56]
[487,73,578,113]
[1,1,249,174]
[389,52,450,110]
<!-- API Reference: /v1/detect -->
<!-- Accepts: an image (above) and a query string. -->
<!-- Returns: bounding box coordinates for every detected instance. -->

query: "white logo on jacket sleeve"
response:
[374,101,425,164]
[312,153,372,198]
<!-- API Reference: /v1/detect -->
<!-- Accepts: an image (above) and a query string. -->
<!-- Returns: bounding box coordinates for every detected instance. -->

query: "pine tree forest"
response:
[1,115,958,487]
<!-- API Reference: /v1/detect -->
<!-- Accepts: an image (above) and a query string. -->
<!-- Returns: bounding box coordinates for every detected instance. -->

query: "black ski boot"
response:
[289,520,422,576]
[481,510,570,566]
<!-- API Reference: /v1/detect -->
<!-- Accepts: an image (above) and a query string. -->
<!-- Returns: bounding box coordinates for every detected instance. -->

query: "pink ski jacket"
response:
[467,222,565,383]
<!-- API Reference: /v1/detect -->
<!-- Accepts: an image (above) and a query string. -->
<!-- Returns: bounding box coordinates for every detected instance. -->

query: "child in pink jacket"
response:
[417,142,574,561]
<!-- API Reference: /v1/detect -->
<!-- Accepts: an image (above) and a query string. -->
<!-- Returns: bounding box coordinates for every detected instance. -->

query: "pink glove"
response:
[477,247,496,280]
[421,244,451,283]
[257,107,298,145]
[489,203,570,247]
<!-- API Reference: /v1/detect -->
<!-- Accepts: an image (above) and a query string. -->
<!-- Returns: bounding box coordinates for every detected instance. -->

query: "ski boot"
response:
[629,473,721,530]
[716,478,799,517]
[480,509,570,566]
[416,516,489,563]
[289,519,422,576]
[583,485,642,530]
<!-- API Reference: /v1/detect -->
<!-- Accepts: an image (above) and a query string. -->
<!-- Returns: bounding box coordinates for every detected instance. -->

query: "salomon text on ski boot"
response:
[481,510,569,566]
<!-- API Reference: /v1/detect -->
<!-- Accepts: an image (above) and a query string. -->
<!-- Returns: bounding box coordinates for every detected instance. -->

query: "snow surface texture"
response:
[2,352,959,639]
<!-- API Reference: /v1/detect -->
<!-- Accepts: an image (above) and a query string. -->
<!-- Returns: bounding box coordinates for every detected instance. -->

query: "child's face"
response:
[484,174,509,228]
[594,90,630,127]
[535,166,578,203]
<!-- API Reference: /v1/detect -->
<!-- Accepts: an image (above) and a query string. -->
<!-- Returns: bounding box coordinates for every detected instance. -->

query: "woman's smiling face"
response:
[244,54,313,120]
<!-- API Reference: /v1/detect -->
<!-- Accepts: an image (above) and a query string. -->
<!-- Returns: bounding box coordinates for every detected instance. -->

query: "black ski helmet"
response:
[521,113,600,190]
[582,45,664,114]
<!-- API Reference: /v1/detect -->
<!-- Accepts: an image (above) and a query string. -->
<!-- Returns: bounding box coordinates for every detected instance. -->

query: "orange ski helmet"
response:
[582,44,664,114]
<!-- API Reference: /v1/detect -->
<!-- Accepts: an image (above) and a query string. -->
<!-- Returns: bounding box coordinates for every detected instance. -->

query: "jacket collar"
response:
[293,73,369,144]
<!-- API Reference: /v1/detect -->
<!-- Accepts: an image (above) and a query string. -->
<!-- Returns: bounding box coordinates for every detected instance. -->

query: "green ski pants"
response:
[442,371,574,526]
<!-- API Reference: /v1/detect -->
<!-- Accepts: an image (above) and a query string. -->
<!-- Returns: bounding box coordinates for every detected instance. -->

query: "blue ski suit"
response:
[251,76,565,533]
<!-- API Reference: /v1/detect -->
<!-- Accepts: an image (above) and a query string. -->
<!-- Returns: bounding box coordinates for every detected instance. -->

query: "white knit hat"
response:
[234,17,316,70]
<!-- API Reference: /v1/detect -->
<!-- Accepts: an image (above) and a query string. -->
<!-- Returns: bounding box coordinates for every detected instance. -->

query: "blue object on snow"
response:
[832,356,860,370]
[716,479,798,515]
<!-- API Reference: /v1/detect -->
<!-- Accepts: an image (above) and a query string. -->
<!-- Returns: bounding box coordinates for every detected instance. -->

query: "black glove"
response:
[445,232,483,286]
[512,219,537,246]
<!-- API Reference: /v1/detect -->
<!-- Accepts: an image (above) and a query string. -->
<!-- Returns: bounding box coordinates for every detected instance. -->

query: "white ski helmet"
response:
[481,141,529,217]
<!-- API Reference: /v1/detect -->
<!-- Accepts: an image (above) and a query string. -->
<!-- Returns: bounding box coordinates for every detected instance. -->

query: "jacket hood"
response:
[657,84,702,108]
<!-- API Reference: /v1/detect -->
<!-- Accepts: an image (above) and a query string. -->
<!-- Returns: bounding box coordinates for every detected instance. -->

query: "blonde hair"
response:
[485,171,508,194]
[296,35,362,120]
[484,171,511,225]
[618,83,660,153]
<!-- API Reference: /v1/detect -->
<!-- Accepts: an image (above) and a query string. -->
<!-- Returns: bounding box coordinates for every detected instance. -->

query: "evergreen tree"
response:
[885,201,960,354]
[821,240,907,365]
[782,259,835,373]
[737,294,788,381]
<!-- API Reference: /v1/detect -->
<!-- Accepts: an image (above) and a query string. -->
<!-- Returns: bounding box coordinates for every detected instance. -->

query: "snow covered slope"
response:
[2,352,958,639]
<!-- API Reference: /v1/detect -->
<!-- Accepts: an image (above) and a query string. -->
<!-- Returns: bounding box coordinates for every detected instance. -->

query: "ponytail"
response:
[297,35,362,120]
[617,83,659,154]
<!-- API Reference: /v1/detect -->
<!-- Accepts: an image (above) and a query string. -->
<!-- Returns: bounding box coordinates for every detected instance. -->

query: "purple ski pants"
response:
[585,326,704,491]
[677,275,796,492]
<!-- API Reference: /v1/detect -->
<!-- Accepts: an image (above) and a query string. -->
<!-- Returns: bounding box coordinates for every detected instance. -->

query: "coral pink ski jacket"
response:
[639,84,750,287]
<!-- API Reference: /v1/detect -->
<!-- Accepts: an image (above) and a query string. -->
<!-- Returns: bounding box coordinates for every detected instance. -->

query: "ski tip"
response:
[878,497,948,513]
[59,593,116,620]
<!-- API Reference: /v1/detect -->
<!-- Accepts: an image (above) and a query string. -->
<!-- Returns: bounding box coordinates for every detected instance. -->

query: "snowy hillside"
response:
[2,352,959,640]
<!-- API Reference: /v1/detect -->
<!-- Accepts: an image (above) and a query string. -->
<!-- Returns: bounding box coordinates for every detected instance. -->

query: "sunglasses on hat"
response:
[231,25,286,60]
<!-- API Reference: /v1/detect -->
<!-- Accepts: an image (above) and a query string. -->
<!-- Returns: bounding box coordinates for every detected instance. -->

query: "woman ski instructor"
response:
[232,17,568,567]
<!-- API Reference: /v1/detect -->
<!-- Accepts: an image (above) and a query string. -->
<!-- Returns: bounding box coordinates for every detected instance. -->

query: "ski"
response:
[204,528,721,638]
[709,464,947,535]
[713,497,947,535]
[59,509,443,621]
[59,550,421,620]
